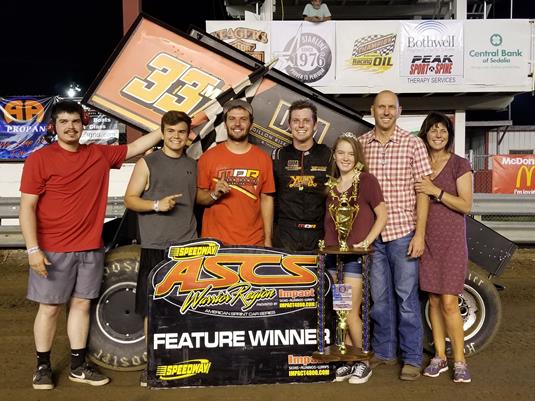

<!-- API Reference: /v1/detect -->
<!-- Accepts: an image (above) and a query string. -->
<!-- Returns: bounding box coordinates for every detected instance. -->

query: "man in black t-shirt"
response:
[272,100,331,252]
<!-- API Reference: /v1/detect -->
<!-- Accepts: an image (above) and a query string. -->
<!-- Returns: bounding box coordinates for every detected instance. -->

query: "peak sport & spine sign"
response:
[147,239,334,387]
[400,21,463,86]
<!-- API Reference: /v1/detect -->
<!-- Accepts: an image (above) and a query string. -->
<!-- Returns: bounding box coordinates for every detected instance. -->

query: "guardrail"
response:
[1,194,534,247]
[0,197,125,248]
[470,194,535,245]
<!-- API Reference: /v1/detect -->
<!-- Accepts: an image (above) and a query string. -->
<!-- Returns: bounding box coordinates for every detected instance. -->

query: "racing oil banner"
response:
[335,21,399,88]
[147,239,334,387]
[271,21,335,86]
[206,21,271,62]
[83,15,371,156]
[399,20,464,90]
[0,96,54,160]
[492,155,535,194]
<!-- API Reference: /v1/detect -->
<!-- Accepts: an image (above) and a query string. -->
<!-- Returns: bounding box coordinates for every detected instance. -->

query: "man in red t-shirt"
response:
[197,99,275,246]
[19,100,163,390]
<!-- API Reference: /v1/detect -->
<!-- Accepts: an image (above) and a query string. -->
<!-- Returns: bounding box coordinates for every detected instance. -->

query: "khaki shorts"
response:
[27,249,105,304]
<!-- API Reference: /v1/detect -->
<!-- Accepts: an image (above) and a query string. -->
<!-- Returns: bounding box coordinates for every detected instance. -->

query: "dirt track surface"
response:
[1,248,534,401]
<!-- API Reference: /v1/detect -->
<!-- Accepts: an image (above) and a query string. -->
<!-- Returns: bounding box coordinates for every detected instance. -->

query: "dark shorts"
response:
[272,222,323,253]
[136,248,166,317]
[27,249,105,304]
[326,255,363,279]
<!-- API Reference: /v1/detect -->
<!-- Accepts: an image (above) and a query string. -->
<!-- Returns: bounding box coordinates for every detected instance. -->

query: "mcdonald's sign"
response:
[516,165,535,188]
[492,155,535,194]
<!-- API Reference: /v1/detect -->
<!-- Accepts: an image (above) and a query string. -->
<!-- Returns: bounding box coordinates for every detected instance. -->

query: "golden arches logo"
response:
[515,165,535,188]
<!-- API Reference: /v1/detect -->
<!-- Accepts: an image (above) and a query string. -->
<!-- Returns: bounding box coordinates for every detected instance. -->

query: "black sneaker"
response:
[334,364,354,382]
[69,363,110,386]
[140,368,148,387]
[348,362,372,384]
[33,364,54,390]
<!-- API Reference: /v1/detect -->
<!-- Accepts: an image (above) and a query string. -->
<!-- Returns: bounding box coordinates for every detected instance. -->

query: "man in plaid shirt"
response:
[358,90,432,381]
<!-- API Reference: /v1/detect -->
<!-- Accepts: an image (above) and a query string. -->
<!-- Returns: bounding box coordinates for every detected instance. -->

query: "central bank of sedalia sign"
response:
[147,239,334,387]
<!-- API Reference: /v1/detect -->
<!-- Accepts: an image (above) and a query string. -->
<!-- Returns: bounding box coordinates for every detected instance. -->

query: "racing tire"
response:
[88,245,147,371]
[422,268,502,357]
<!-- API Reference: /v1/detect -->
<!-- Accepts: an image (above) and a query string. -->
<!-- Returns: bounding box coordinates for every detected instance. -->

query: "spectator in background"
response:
[415,112,473,384]
[303,0,332,22]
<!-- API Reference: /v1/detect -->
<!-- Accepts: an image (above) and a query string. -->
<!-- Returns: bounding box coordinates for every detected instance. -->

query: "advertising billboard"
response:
[147,239,334,387]
[492,155,535,194]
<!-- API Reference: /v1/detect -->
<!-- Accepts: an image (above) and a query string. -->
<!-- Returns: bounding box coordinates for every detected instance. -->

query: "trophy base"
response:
[318,246,370,255]
[312,345,374,362]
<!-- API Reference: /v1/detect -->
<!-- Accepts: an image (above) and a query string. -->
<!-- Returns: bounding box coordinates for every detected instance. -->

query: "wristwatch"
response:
[210,192,219,201]
[436,190,445,202]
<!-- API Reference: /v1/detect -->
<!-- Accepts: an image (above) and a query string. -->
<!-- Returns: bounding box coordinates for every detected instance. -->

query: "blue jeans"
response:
[370,232,422,367]
[325,255,363,279]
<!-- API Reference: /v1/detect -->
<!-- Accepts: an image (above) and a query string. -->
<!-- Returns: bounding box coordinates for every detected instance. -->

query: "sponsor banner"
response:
[335,21,399,87]
[400,20,464,87]
[80,107,122,145]
[464,20,531,87]
[0,96,123,160]
[201,19,533,93]
[271,21,335,85]
[206,21,270,62]
[0,96,53,160]
[492,155,535,194]
[148,239,334,387]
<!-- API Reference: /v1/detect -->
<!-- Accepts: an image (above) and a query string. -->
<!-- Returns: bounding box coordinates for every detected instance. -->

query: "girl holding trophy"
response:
[323,133,387,384]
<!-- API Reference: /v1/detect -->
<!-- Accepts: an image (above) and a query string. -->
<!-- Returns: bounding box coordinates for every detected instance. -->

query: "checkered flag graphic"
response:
[352,34,396,57]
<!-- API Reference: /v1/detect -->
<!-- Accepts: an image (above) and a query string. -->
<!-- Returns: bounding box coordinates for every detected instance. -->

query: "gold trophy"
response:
[327,170,361,355]
[327,187,359,252]
[322,163,362,253]
[314,164,371,361]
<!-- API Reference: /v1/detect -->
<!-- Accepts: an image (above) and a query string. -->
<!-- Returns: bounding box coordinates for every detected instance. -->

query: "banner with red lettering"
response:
[492,154,535,194]
[399,20,464,88]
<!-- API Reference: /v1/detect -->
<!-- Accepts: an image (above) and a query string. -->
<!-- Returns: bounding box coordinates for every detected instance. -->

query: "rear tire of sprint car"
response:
[422,268,503,358]
[88,245,147,371]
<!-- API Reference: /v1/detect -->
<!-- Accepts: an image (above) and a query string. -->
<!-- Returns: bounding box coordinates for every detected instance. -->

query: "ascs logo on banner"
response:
[492,155,535,194]
[147,239,333,387]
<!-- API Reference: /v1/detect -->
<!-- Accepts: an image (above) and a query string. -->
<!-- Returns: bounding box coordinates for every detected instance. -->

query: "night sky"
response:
[2,0,535,124]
